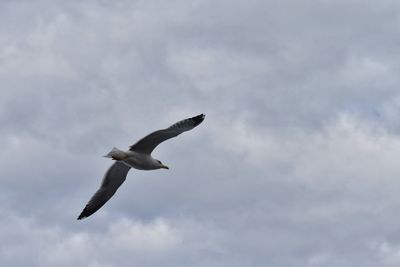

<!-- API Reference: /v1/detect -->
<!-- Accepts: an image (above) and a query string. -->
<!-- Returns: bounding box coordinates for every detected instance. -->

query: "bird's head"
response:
[156,160,169,170]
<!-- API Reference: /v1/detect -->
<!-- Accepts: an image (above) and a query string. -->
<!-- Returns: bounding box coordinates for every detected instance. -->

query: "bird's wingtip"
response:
[192,113,205,126]
[77,209,88,220]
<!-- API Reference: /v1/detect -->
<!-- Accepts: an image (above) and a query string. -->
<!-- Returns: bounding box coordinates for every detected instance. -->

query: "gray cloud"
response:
[1,0,400,266]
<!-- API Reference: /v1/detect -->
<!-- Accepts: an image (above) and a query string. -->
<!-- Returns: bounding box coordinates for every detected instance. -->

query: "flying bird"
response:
[77,114,205,220]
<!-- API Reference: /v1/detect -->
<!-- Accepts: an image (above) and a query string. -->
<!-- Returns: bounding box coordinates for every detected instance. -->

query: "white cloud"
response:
[0,214,184,267]
[2,0,400,266]
[380,242,400,265]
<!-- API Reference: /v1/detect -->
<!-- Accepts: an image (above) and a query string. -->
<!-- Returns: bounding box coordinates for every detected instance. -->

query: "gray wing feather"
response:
[77,161,131,220]
[129,114,205,154]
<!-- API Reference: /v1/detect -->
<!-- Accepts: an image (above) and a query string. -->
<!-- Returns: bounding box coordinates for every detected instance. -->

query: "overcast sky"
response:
[2,0,400,266]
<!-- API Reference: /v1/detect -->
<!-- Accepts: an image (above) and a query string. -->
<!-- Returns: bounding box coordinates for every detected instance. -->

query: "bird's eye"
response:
[157,160,162,164]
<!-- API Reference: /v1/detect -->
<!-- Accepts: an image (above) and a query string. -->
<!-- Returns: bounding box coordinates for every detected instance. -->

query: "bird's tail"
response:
[103,147,127,160]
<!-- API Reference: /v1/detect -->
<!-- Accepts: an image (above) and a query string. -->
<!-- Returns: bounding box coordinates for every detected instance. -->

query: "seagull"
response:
[77,114,205,220]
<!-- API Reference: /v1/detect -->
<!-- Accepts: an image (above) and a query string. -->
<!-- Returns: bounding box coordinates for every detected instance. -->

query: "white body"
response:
[104,147,167,170]
[122,151,161,170]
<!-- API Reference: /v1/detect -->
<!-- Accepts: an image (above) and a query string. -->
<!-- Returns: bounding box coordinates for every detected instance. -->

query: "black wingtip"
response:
[77,209,88,220]
[191,113,205,126]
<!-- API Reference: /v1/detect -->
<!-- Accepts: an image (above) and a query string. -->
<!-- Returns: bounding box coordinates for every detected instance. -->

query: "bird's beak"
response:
[161,165,169,170]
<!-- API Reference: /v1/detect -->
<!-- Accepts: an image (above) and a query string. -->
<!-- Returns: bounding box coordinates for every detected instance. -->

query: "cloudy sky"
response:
[2,0,400,266]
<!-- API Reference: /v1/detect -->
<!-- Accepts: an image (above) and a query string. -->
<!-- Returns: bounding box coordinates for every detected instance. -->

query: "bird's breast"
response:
[121,153,157,170]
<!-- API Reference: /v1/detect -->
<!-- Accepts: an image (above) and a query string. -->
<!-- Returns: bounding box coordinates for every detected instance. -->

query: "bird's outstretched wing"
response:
[77,161,131,220]
[129,114,205,155]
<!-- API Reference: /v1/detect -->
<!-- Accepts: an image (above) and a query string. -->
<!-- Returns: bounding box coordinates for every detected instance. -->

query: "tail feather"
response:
[103,147,126,160]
